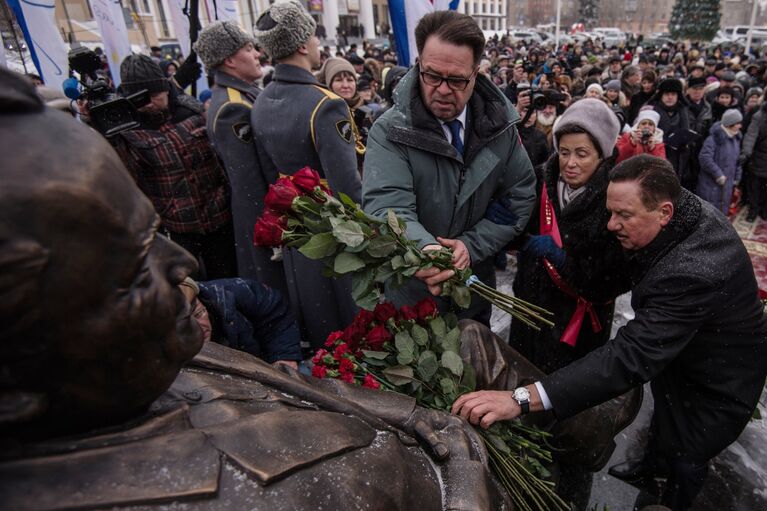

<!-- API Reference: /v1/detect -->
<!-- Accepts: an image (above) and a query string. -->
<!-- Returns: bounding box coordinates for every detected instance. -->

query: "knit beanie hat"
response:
[746,86,764,99]
[119,54,170,95]
[586,83,604,95]
[657,77,683,96]
[721,108,743,127]
[554,98,620,158]
[605,79,621,91]
[194,21,255,70]
[315,57,356,86]
[254,0,316,61]
[634,109,660,127]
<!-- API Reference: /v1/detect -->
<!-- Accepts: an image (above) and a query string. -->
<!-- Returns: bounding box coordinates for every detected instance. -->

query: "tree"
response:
[578,0,600,29]
[669,0,721,41]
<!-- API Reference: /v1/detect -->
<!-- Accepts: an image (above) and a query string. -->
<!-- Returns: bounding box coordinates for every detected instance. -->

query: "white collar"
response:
[439,106,468,128]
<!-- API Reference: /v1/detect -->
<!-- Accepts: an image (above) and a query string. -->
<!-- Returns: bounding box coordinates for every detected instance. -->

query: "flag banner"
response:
[204,0,239,23]
[7,0,69,86]
[88,0,132,87]
[388,0,460,65]
[167,0,208,95]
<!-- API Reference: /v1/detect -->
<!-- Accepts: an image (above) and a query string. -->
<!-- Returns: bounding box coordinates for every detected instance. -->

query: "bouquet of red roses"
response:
[254,168,553,329]
[312,299,568,511]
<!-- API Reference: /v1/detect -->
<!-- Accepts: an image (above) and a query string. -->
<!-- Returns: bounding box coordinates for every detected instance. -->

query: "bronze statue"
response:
[0,68,510,511]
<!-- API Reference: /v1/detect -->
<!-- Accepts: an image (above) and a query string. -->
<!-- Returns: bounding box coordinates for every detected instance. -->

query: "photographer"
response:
[616,109,666,164]
[111,54,237,280]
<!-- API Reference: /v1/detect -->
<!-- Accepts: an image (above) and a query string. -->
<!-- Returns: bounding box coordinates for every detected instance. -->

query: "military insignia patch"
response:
[335,120,353,143]
[232,122,252,143]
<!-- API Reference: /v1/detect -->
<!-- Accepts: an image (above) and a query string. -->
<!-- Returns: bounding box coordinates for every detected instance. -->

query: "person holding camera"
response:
[616,109,666,164]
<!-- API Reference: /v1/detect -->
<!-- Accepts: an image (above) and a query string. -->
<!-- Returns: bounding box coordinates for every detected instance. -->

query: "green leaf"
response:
[338,191,360,210]
[441,351,464,378]
[382,365,414,386]
[367,235,397,258]
[362,350,390,360]
[459,362,477,392]
[390,255,405,269]
[439,377,457,397]
[363,357,388,367]
[394,331,415,355]
[441,327,461,353]
[375,263,398,284]
[355,289,380,311]
[346,240,370,253]
[387,209,403,235]
[451,284,472,309]
[351,269,374,299]
[298,232,338,259]
[416,350,438,381]
[334,252,366,274]
[485,432,512,455]
[411,324,429,346]
[401,266,418,277]
[332,220,366,248]
[445,313,459,330]
[429,317,447,338]
[434,395,445,409]
[397,351,414,365]
[403,249,421,267]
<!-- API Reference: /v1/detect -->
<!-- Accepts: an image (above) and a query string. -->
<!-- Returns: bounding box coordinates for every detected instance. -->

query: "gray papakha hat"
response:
[194,21,255,70]
[253,0,316,61]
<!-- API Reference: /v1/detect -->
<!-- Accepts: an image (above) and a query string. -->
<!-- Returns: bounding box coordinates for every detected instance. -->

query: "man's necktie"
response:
[446,119,464,155]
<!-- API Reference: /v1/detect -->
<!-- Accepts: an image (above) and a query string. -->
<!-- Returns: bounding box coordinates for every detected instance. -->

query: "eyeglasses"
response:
[420,70,476,91]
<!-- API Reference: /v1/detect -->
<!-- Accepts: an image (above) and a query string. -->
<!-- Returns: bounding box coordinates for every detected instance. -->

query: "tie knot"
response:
[446,119,463,154]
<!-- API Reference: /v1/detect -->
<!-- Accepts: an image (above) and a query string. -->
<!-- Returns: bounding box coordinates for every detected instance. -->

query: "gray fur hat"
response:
[721,108,743,127]
[194,21,254,70]
[254,0,316,60]
[554,98,621,158]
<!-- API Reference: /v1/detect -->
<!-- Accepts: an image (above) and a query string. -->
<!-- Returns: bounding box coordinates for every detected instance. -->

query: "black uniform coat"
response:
[510,156,632,374]
[207,71,288,295]
[251,64,362,349]
[541,191,767,461]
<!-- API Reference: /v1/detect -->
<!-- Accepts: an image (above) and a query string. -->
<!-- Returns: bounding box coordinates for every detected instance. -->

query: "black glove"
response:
[521,235,566,269]
[737,153,749,167]
[173,51,203,89]
[484,197,519,226]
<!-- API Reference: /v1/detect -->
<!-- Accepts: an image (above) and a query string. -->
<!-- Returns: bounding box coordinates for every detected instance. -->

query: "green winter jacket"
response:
[362,67,536,313]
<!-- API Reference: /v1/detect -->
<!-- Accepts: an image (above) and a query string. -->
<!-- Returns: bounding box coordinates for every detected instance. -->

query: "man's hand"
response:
[516,90,531,110]
[451,390,520,429]
[716,175,727,186]
[438,237,470,270]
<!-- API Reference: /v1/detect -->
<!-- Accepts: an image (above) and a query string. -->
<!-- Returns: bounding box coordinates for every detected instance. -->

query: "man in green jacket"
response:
[362,11,536,323]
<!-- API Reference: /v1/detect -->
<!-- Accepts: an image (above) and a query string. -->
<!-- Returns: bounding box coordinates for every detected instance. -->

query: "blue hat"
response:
[199,89,212,103]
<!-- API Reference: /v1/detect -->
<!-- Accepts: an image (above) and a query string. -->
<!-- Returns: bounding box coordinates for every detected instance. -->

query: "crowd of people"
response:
[13,2,767,510]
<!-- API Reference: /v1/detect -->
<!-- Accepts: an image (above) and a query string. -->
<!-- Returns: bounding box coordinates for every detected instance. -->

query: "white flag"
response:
[88,0,132,87]
[7,0,69,86]
[204,0,239,23]
[166,0,208,95]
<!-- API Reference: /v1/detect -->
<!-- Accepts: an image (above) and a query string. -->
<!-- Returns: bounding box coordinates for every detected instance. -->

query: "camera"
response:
[641,128,652,144]
[67,47,150,137]
[518,85,562,111]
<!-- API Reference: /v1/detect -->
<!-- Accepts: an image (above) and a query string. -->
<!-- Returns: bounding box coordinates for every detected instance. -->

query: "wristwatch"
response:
[512,387,531,415]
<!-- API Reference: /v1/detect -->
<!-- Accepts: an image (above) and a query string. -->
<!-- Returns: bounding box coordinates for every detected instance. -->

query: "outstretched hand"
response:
[451,390,521,429]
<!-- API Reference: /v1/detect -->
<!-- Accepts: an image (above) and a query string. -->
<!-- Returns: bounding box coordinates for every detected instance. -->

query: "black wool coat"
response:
[510,156,632,374]
[542,191,767,461]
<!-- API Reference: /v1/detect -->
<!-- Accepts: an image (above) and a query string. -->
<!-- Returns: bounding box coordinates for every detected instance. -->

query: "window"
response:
[136,0,153,16]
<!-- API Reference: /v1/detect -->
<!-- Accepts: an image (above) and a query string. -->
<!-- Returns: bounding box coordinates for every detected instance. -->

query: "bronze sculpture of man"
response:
[0,68,511,511]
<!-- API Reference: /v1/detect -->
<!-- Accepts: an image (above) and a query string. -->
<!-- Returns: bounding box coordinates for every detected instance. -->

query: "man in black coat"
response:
[650,78,697,190]
[453,155,767,511]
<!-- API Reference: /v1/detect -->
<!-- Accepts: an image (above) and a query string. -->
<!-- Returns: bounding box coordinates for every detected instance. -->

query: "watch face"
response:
[514,387,531,402]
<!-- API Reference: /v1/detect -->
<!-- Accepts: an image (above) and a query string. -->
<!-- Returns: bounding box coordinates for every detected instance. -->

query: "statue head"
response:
[0,69,203,435]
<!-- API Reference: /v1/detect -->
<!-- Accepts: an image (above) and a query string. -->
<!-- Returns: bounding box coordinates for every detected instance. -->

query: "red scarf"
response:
[539,183,602,346]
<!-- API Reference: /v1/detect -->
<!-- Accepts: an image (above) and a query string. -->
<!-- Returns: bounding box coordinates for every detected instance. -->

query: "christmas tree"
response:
[669,0,721,41]
[578,0,600,29]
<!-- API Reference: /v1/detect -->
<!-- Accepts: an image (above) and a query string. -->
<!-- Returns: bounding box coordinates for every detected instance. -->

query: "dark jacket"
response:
[198,278,302,363]
[697,122,742,213]
[542,191,767,461]
[511,156,632,373]
[741,102,767,179]
[251,64,362,349]
[518,124,551,167]
[363,67,536,321]
[627,88,655,125]
[650,98,695,187]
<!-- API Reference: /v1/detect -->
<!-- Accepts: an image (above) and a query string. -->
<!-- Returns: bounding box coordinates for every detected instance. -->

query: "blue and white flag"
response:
[7,0,69,86]
[88,0,132,87]
[388,0,460,66]
[204,0,239,23]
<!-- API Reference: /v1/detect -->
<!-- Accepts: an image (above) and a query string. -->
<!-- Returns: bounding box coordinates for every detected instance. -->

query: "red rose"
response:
[333,343,351,360]
[324,330,344,348]
[374,302,398,323]
[343,322,365,350]
[264,178,301,212]
[399,305,418,322]
[355,309,375,327]
[415,297,438,321]
[311,364,327,378]
[362,373,380,390]
[365,324,392,350]
[311,348,329,365]
[292,167,322,193]
[253,210,287,247]
[340,371,355,384]
[338,357,355,375]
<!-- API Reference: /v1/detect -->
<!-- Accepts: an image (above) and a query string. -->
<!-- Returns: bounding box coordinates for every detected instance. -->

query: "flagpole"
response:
[1,0,28,72]
[554,0,561,51]
[59,0,77,44]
